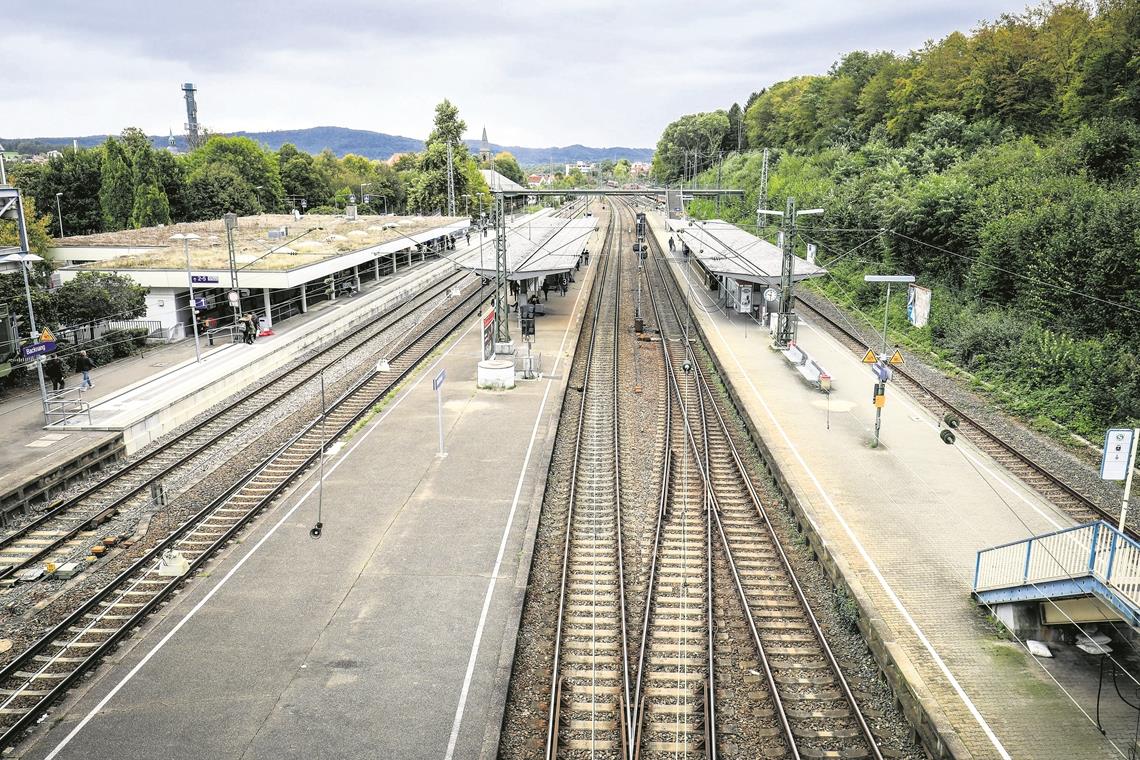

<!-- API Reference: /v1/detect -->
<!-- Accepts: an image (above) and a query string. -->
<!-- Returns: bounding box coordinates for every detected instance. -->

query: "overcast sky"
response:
[7,0,1031,149]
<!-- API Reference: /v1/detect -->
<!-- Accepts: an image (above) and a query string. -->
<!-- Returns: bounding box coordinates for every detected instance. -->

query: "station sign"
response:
[1101,429,1136,481]
[191,274,219,284]
[20,341,55,358]
[433,368,446,391]
[193,296,208,310]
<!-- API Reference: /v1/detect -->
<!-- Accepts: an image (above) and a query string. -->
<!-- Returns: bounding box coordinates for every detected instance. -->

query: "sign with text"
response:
[433,368,446,391]
[20,341,55,358]
[191,274,219,284]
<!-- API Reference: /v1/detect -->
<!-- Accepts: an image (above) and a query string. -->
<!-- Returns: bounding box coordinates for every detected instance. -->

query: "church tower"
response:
[479,126,492,165]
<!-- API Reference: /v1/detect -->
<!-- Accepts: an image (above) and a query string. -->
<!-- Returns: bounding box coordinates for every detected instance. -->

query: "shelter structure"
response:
[467,213,594,286]
[666,217,826,318]
[48,213,469,340]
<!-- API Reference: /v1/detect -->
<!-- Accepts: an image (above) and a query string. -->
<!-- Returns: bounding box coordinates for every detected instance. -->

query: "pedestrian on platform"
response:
[541,281,550,302]
[241,314,255,345]
[45,355,65,391]
[75,350,95,390]
[465,231,471,245]
[668,236,675,252]
[560,277,568,296]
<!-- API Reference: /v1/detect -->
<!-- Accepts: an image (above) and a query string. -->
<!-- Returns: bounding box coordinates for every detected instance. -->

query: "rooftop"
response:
[468,215,596,279]
[55,214,467,272]
[479,169,527,193]
[666,217,826,285]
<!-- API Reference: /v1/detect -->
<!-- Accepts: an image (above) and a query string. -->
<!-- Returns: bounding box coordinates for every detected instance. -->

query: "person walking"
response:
[241,314,255,344]
[75,350,95,390]
[45,354,65,392]
[541,281,550,302]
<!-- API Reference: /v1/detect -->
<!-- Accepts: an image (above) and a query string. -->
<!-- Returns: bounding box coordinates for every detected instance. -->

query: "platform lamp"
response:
[54,193,64,237]
[170,233,203,363]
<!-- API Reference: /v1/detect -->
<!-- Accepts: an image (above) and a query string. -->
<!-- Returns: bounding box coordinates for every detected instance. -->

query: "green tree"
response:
[1064,0,1140,121]
[493,151,526,185]
[130,149,171,228]
[154,150,189,222]
[184,136,285,211]
[407,99,473,214]
[55,272,148,327]
[0,196,59,328]
[99,138,134,230]
[185,163,258,219]
[652,110,732,181]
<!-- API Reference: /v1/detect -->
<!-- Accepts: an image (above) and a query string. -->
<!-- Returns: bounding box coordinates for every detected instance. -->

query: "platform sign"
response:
[1102,429,1137,481]
[191,275,219,284]
[193,296,208,310]
[861,349,877,364]
[20,341,55,358]
[482,308,495,360]
[433,368,446,391]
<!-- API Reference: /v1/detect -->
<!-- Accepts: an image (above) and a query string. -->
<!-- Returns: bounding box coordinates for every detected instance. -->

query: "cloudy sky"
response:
[8,0,1031,148]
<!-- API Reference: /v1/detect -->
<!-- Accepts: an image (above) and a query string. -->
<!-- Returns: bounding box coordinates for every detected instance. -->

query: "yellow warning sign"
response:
[888,349,905,366]
[39,327,55,343]
[861,349,877,364]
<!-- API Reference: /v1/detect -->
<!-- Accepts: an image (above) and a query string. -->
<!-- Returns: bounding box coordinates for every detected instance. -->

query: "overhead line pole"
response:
[492,192,510,346]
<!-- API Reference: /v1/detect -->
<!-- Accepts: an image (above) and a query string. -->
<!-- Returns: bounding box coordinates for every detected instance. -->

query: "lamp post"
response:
[361,182,372,211]
[253,186,264,213]
[461,193,470,216]
[54,193,64,237]
[171,233,203,363]
[863,274,915,448]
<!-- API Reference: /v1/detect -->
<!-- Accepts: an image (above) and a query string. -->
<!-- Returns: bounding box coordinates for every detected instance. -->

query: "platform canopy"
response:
[467,215,596,281]
[479,169,527,193]
[666,218,826,286]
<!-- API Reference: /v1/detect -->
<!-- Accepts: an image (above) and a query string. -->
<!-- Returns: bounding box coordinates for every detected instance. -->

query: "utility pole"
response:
[446,142,457,217]
[5,189,50,421]
[758,148,769,231]
[224,213,241,324]
[758,196,823,348]
[864,274,915,448]
[492,192,510,346]
[716,154,723,216]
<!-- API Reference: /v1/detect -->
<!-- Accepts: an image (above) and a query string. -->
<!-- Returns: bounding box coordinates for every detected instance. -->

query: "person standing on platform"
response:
[241,314,255,344]
[668,236,675,252]
[45,354,65,391]
[75,350,95,390]
[541,281,550,302]
[560,277,568,296]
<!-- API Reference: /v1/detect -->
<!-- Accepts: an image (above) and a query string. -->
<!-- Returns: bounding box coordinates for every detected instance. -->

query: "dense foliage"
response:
[656,0,1140,438]
[6,100,504,238]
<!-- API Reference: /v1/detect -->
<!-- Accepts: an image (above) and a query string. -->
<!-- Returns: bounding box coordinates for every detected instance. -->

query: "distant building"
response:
[527,173,553,187]
[565,160,595,175]
[630,161,651,177]
[386,152,407,166]
[479,127,492,165]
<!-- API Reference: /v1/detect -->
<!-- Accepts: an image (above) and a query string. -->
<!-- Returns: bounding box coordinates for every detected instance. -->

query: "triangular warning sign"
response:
[39,327,55,342]
[888,349,905,366]
[861,349,877,364]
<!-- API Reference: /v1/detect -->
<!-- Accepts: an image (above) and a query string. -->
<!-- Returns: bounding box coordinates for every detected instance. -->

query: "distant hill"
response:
[3,126,653,165]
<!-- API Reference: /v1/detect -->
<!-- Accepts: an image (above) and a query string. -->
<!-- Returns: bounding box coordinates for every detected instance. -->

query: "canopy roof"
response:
[467,216,596,280]
[666,218,826,285]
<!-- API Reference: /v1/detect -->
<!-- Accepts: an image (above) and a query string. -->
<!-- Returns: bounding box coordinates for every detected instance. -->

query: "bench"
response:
[780,342,832,392]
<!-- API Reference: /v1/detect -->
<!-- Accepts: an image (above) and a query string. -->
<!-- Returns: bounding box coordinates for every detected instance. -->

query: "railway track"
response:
[546,209,634,758]
[0,268,474,582]
[632,277,714,758]
[792,295,1125,536]
[0,279,486,750]
[647,218,883,760]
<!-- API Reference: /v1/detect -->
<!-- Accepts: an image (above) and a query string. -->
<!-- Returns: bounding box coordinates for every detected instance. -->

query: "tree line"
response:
[653,0,1140,437]
[7,99,536,238]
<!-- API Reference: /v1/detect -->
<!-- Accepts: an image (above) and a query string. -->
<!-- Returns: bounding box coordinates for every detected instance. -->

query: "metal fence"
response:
[974,521,1140,613]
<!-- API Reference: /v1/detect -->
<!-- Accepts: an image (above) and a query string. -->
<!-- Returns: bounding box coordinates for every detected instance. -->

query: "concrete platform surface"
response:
[651,211,1127,760]
[16,232,598,760]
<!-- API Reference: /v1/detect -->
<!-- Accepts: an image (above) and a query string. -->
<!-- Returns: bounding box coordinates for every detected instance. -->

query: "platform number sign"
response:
[1102,429,1136,481]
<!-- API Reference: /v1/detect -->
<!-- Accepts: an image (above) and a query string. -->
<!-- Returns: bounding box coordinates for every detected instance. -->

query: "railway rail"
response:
[646,213,883,760]
[545,208,634,758]
[792,295,1127,537]
[0,278,486,750]
[0,268,474,582]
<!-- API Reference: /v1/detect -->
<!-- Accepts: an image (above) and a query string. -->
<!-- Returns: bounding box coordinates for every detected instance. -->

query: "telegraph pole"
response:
[758,196,822,348]
[492,192,510,346]
[446,142,457,217]
[224,213,241,325]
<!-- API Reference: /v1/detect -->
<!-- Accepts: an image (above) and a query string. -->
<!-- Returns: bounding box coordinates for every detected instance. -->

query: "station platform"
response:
[649,213,1129,759]
[0,212,557,518]
[15,229,599,760]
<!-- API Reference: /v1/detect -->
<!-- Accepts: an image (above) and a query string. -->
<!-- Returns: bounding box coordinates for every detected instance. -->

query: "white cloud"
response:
[7,0,1029,147]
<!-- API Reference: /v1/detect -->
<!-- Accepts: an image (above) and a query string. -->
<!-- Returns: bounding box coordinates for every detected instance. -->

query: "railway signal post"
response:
[863,274,914,447]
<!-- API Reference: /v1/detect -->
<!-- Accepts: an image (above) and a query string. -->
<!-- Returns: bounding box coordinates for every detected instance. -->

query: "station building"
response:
[665,217,826,323]
[48,212,469,339]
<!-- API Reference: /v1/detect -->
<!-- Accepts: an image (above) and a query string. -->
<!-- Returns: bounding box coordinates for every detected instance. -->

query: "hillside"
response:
[3,126,652,164]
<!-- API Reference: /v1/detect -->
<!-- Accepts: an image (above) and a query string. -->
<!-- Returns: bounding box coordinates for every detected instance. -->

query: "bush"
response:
[101,328,149,359]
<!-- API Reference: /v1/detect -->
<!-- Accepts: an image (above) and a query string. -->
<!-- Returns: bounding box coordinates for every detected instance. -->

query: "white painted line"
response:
[672,258,1013,760]
[443,262,592,760]
[43,319,480,760]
